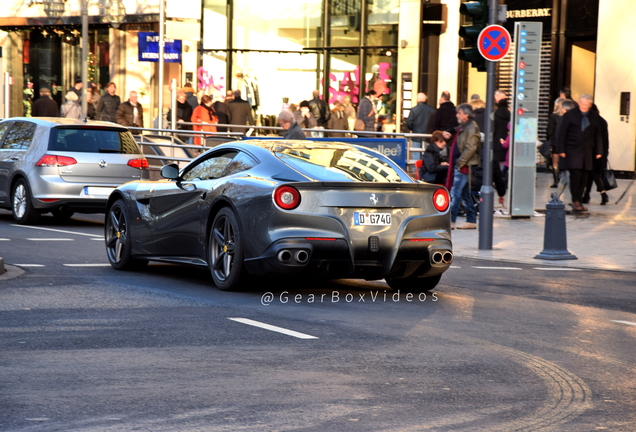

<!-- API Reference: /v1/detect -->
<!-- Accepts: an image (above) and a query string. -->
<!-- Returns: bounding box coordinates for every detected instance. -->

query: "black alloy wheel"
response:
[209,207,245,291]
[385,274,442,292]
[12,178,40,225]
[105,200,148,270]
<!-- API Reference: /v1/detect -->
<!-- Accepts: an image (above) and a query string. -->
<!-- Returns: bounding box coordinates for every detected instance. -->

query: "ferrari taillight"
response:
[274,186,301,210]
[127,158,149,169]
[433,189,450,212]
[35,154,78,167]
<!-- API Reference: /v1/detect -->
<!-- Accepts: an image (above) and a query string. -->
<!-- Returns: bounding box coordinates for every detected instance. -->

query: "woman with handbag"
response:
[191,94,218,147]
[582,105,610,205]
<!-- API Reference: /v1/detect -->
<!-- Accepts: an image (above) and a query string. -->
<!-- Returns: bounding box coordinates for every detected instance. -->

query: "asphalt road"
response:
[1,211,635,431]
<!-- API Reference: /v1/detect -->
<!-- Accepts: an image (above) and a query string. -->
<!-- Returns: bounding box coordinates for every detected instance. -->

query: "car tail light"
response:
[35,155,77,167]
[433,189,450,212]
[127,158,149,169]
[274,186,301,210]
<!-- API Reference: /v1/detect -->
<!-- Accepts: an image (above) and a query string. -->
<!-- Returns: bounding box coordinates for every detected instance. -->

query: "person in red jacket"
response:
[191,94,217,146]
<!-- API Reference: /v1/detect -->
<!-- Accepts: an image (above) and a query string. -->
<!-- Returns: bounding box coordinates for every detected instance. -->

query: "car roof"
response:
[238,139,355,152]
[1,117,126,129]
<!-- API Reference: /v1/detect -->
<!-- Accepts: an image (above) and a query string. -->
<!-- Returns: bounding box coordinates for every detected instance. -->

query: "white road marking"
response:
[0,238,10,241]
[611,320,636,327]
[450,265,461,269]
[90,238,104,241]
[27,238,74,241]
[533,267,582,271]
[63,264,112,267]
[11,224,102,238]
[14,264,45,267]
[228,318,318,340]
[472,266,523,270]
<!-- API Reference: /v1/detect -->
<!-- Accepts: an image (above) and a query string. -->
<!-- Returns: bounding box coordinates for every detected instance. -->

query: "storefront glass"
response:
[202,0,227,50]
[330,0,361,47]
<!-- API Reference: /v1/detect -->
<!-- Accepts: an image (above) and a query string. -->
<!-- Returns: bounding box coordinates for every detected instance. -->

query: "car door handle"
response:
[200,191,207,201]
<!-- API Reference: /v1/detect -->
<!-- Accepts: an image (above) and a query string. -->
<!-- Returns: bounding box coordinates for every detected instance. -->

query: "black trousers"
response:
[584,169,604,194]
[568,169,589,203]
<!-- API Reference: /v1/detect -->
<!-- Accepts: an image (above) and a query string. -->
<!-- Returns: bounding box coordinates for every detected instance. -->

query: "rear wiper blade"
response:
[98,148,125,153]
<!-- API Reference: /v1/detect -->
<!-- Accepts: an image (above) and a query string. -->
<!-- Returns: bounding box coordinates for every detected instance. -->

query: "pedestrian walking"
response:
[342,96,357,131]
[31,88,59,117]
[116,91,144,133]
[60,91,82,119]
[191,94,218,146]
[212,91,231,132]
[357,90,377,132]
[582,104,610,205]
[429,91,457,142]
[326,101,348,137]
[167,90,194,142]
[492,90,510,171]
[444,104,481,229]
[278,110,306,140]
[555,94,604,211]
[419,130,449,185]
[227,90,254,133]
[95,82,121,122]
[406,92,435,153]
[546,98,566,187]
[469,94,486,135]
[308,90,330,128]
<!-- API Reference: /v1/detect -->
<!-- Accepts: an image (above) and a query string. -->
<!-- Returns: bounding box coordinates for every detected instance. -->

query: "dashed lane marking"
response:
[534,267,582,271]
[472,266,523,270]
[63,264,112,267]
[27,238,74,241]
[0,238,10,241]
[14,264,45,267]
[11,224,102,238]
[611,320,636,327]
[228,318,318,340]
[450,265,461,269]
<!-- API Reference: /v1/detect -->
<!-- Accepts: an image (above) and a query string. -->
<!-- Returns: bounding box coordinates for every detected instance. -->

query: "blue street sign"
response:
[138,32,182,63]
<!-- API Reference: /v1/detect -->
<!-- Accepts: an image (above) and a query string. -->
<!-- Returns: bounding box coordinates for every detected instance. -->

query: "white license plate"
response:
[354,212,392,226]
[82,186,115,197]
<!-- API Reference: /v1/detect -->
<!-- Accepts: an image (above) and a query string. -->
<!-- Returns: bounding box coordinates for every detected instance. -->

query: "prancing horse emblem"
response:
[370,193,378,205]
[99,160,107,168]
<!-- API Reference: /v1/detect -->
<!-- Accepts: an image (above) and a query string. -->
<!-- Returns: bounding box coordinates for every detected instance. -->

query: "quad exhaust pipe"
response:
[277,250,293,263]
[295,250,309,264]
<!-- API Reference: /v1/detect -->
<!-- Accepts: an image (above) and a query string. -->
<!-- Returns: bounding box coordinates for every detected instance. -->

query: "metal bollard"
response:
[534,193,577,260]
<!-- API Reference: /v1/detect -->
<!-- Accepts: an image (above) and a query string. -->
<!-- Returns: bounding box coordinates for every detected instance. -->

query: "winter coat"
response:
[309,97,330,127]
[32,96,59,117]
[593,115,609,171]
[61,101,82,119]
[556,108,603,171]
[473,107,486,136]
[406,102,435,139]
[420,142,448,184]
[167,101,194,142]
[327,109,348,137]
[294,110,317,129]
[430,101,457,134]
[228,97,254,133]
[116,101,144,130]
[547,112,560,151]
[212,101,231,132]
[283,122,306,140]
[493,98,510,162]
[191,104,217,145]
[456,119,481,169]
[95,93,121,122]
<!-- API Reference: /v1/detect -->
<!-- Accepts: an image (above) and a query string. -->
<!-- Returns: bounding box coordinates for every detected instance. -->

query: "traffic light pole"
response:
[478,0,499,250]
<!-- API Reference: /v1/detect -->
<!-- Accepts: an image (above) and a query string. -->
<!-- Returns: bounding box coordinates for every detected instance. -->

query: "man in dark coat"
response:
[429,91,456,139]
[31,88,59,117]
[278,110,306,140]
[308,90,330,127]
[115,91,144,134]
[407,92,435,157]
[582,104,610,205]
[167,90,194,142]
[556,94,603,211]
[212,91,231,132]
[357,90,377,132]
[95,82,121,122]
[492,90,510,168]
[228,90,254,133]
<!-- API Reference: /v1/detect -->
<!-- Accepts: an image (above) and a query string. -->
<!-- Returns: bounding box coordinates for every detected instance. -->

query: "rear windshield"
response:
[273,145,410,183]
[48,127,142,154]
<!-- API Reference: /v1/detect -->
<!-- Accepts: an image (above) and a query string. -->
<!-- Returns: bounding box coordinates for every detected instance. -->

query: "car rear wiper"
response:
[98,149,125,153]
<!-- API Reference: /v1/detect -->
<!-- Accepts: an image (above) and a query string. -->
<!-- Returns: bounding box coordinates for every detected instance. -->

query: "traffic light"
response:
[458,0,488,71]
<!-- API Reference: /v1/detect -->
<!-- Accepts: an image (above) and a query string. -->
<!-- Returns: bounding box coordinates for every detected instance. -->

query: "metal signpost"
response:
[477,19,511,249]
[509,22,543,217]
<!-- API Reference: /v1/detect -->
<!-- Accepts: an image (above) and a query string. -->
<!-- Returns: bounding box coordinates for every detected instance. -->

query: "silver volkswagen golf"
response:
[0,117,149,224]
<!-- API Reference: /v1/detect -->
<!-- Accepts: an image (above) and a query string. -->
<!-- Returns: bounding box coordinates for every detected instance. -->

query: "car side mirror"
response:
[160,163,180,180]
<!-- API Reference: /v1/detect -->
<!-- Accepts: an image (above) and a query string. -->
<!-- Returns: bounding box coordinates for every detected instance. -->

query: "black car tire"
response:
[12,178,40,225]
[209,207,246,291]
[51,208,75,221]
[105,200,148,270]
[385,274,442,292]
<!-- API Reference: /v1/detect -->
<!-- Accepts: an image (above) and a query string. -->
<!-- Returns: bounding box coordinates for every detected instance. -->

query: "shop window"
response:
[330,0,361,47]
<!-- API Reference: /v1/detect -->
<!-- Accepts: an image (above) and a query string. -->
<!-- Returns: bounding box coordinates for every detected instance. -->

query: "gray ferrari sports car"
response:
[105,140,453,292]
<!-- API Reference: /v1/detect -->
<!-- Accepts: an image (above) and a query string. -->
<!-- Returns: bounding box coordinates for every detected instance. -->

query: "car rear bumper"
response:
[243,237,453,280]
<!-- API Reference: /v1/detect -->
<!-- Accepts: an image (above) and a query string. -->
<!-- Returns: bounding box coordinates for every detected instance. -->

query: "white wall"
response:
[595,0,636,172]
[438,0,460,105]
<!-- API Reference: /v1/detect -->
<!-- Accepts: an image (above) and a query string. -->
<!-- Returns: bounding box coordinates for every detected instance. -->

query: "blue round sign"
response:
[477,25,512,62]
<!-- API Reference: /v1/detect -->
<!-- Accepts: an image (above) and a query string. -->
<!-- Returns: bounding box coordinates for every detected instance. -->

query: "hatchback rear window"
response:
[48,127,142,154]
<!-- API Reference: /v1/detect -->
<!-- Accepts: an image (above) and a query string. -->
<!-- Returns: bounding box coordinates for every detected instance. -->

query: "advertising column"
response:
[509,22,542,217]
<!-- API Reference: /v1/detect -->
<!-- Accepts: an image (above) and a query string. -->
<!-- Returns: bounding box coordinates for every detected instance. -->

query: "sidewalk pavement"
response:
[451,171,636,272]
